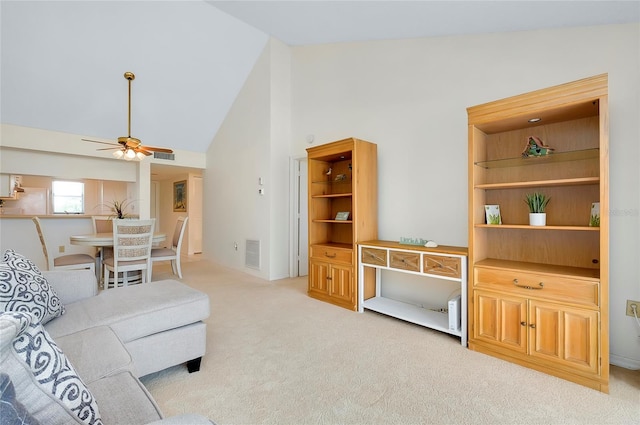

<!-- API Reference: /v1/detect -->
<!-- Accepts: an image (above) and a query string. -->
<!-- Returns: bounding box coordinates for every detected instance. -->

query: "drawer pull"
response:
[324,252,336,258]
[513,279,544,290]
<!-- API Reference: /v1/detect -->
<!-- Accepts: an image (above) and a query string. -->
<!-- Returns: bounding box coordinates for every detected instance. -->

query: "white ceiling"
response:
[210,1,640,46]
[1,1,638,159]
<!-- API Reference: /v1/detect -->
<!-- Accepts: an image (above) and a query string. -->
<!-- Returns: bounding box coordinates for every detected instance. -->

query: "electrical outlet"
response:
[58,245,65,253]
[626,300,640,317]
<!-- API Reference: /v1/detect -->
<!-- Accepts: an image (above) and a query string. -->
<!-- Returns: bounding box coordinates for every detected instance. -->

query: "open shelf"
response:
[362,296,461,337]
[474,148,599,169]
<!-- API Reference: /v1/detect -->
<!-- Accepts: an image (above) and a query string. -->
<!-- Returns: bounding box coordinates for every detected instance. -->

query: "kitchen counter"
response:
[0,214,96,218]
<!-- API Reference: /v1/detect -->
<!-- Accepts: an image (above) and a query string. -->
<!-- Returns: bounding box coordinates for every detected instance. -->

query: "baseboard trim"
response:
[610,353,640,370]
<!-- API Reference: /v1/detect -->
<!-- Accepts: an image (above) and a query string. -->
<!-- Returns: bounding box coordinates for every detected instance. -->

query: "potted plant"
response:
[103,199,134,219]
[525,192,550,226]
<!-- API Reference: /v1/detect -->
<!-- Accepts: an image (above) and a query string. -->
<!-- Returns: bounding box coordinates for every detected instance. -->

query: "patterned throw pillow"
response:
[0,372,42,425]
[0,311,103,425]
[0,249,64,324]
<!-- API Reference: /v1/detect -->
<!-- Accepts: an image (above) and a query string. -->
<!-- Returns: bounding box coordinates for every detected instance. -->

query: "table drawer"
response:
[361,247,387,267]
[389,250,420,272]
[475,267,599,307]
[423,255,462,278]
[310,245,353,265]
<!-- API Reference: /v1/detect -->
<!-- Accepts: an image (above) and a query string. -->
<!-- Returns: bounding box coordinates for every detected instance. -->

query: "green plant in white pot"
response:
[525,192,550,226]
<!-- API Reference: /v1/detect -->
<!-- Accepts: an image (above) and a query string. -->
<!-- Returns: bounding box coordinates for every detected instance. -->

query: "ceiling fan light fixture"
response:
[82,72,173,160]
[124,148,137,160]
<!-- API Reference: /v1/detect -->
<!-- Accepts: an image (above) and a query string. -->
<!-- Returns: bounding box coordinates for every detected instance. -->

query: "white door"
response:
[297,159,308,276]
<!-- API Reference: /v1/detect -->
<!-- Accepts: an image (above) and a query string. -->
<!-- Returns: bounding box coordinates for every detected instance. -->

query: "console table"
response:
[357,240,468,346]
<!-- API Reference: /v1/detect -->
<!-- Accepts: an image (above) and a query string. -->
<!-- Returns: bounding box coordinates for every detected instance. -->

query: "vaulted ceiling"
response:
[1,1,638,155]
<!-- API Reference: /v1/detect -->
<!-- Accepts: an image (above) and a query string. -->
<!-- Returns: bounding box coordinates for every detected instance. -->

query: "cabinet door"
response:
[309,260,330,296]
[529,300,599,374]
[474,290,527,353]
[328,263,353,304]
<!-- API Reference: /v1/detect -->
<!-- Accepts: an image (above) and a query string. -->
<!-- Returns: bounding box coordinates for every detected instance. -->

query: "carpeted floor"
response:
[142,258,639,425]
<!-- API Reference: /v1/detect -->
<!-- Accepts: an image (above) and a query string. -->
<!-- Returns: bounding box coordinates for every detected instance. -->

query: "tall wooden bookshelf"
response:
[467,74,609,392]
[307,138,377,311]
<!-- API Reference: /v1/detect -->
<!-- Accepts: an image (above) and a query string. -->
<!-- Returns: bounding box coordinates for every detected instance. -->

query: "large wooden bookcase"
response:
[467,74,609,392]
[307,138,377,311]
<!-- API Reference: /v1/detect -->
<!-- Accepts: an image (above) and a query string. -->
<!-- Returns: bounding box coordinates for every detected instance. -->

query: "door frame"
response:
[289,155,308,277]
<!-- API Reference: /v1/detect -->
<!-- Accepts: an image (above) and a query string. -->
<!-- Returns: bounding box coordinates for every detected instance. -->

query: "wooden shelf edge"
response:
[475,177,599,190]
[475,224,599,231]
[473,258,600,280]
[311,193,353,198]
[313,219,353,223]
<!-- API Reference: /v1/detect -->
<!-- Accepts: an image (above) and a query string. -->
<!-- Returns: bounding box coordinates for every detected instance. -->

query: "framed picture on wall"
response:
[173,180,187,212]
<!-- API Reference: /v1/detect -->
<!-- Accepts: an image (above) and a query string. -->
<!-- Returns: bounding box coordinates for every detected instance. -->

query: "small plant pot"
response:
[529,213,547,226]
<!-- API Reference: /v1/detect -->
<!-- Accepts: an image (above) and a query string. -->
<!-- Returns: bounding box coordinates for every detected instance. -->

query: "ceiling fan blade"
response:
[137,149,154,156]
[140,145,174,153]
[82,138,119,147]
[96,147,121,151]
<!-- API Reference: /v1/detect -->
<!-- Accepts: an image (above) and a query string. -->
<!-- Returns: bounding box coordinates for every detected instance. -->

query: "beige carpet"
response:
[142,259,639,425]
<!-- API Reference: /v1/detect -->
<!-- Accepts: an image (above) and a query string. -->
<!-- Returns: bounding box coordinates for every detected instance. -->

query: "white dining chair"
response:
[102,219,155,290]
[91,216,114,279]
[32,216,96,272]
[150,216,188,279]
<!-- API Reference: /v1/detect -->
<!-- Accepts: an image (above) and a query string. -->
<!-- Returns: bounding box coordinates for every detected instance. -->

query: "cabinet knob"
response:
[520,321,527,327]
[529,324,536,329]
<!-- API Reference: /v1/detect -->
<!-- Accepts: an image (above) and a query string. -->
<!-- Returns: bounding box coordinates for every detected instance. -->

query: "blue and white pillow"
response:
[0,249,64,324]
[0,311,102,425]
[0,372,41,425]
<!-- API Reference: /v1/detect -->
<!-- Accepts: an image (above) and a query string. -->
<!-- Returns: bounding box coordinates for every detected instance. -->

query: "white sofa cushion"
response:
[55,326,133,384]
[0,311,102,425]
[45,279,209,343]
[0,250,64,324]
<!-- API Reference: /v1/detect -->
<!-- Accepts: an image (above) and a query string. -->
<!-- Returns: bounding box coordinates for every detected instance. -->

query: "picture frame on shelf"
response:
[335,211,350,221]
[484,205,502,225]
[589,202,600,227]
[173,180,187,212]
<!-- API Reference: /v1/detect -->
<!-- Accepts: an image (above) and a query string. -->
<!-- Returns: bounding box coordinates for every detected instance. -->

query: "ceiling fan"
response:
[82,72,173,160]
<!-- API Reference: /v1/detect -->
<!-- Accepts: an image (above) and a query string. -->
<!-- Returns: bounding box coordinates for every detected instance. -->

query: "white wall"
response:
[204,38,291,280]
[205,42,273,279]
[268,39,293,280]
[288,23,640,368]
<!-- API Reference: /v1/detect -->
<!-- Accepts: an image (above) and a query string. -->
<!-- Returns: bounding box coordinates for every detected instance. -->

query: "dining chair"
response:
[32,216,96,272]
[91,215,114,283]
[102,218,155,290]
[150,216,188,279]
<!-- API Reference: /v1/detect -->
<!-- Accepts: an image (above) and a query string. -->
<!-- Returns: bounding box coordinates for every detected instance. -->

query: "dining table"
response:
[70,232,166,282]
[70,232,166,247]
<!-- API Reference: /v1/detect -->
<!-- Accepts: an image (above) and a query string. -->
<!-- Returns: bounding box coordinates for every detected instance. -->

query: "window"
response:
[52,180,84,214]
